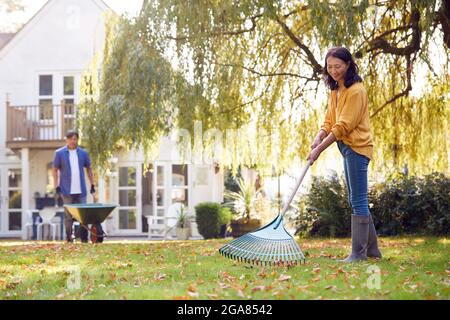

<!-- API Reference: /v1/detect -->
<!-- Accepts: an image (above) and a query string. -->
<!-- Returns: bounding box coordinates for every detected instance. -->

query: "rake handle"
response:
[279,160,312,219]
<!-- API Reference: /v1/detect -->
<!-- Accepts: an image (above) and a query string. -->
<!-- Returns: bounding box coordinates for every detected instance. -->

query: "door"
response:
[0,167,22,236]
[37,73,80,140]
[150,162,191,229]
[151,162,169,228]
[115,164,142,234]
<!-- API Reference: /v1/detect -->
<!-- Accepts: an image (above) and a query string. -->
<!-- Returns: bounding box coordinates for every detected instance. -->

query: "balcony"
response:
[6,101,77,150]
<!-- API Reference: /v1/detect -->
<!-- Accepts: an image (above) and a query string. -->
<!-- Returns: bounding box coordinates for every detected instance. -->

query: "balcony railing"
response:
[6,101,77,149]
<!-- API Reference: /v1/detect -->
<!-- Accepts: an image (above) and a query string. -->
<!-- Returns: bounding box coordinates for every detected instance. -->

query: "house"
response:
[0,0,224,239]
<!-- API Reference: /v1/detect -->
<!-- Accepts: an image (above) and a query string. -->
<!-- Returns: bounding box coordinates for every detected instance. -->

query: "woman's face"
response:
[326,56,350,83]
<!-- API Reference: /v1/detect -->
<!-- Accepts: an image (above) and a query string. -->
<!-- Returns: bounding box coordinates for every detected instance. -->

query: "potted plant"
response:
[175,204,191,240]
[224,177,262,238]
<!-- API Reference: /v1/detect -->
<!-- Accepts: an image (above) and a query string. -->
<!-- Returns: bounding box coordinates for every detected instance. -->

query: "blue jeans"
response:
[337,141,370,216]
[62,194,88,241]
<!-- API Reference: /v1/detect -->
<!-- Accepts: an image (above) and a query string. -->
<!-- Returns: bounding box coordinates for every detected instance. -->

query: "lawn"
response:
[0,237,448,300]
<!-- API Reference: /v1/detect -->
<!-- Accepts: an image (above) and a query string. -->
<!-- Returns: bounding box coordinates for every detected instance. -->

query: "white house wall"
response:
[0,0,225,239]
[0,0,107,150]
[115,138,224,206]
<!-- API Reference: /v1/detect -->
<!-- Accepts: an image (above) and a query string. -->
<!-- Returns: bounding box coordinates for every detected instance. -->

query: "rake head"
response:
[219,215,306,267]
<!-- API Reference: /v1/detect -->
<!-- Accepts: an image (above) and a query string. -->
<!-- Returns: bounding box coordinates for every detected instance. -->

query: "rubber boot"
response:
[339,214,369,263]
[367,214,382,259]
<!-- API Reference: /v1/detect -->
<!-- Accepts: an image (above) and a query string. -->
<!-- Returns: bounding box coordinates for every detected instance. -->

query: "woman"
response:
[307,47,382,262]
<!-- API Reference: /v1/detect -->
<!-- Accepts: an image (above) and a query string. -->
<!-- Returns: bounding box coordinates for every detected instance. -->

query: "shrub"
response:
[224,177,261,221]
[294,172,351,237]
[293,171,449,237]
[369,172,449,236]
[195,202,232,239]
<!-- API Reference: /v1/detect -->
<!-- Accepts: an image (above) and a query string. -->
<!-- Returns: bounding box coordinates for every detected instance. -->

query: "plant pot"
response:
[230,218,262,238]
[220,224,228,238]
[176,227,190,240]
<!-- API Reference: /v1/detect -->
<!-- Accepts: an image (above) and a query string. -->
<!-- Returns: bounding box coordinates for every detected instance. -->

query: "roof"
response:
[0,0,114,57]
[0,33,14,50]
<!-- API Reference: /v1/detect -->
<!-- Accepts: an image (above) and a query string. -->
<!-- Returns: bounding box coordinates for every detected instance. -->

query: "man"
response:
[53,131,101,242]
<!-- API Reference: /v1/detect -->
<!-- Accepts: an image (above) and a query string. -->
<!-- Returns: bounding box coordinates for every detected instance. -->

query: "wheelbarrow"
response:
[64,203,117,243]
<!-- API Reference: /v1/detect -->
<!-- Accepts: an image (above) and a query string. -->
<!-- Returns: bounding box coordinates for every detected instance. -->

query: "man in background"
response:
[53,131,102,242]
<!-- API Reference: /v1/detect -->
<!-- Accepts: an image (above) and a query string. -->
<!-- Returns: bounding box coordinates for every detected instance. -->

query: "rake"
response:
[219,160,312,267]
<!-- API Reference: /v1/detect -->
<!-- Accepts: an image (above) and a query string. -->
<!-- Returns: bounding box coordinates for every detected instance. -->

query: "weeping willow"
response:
[79,0,449,177]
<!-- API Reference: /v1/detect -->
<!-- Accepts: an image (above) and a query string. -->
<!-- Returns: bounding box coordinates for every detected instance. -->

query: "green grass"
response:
[0,237,448,300]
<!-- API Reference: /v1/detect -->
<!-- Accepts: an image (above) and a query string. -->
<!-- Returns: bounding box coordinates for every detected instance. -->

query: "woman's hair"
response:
[322,47,362,90]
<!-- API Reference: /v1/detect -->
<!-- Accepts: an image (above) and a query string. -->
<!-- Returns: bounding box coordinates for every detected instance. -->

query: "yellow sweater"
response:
[321,82,374,160]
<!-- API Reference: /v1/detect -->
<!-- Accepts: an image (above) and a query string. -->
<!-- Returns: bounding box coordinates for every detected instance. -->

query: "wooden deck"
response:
[6,101,76,150]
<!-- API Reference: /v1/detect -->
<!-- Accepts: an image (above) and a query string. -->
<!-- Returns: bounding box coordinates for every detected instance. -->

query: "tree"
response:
[80,0,449,177]
[0,0,26,32]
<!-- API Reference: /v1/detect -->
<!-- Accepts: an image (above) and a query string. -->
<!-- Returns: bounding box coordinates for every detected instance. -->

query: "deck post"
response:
[21,148,30,240]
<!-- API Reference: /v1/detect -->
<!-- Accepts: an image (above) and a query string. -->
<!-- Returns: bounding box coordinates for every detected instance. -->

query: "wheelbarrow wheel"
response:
[90,225,98,243]
[96,226,104,243]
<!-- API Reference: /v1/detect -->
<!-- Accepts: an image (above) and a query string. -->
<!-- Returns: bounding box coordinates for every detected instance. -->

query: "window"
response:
[63,76,76,132]
[63,76,74,95]
[63,76,75,113]
[7,169,22,231]
[171,165,188,207]
[39,99,53,120]
[118,166,138,231]
[119,190,136,206]
[119,167,136,187]
[39,75,53,120]
[119,209,136,229]
[172,165,188,186]
[39,75,52,96]
[8,169,22,188]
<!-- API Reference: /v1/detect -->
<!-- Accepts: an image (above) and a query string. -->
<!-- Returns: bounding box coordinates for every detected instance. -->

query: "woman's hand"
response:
[311,136,323,150]
[311,130,326,149]
[307,147,322,165]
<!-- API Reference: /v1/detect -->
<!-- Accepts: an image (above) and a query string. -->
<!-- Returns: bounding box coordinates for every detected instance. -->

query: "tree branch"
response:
[211,62,317,81]
[272,14,323,76]
[166,14,262,41]
[356,8,421,58]
[370,54,413,118]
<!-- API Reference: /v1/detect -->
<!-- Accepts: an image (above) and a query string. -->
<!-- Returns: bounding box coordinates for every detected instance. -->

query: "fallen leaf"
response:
[278,274,291,282]
[187,284,197,294]
[257,269,267,279]
[337,267,346,274]
[173,296,191,300]
[187,291,199,298]
[252,285,265,292]
[218,282,231,289]
[154,273,166,281]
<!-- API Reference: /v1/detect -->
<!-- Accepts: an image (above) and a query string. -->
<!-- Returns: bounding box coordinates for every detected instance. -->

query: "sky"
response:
[0,0,144,32]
